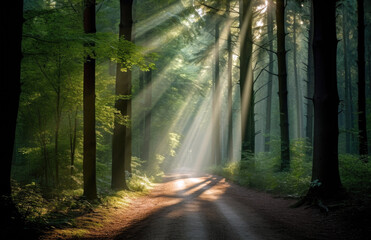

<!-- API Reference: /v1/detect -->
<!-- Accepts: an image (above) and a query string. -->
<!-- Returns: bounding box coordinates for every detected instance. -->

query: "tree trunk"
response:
[68,108,78,175]
[1,0,23,198]
[293,12,302,139]
[83,0,97,200]
[212,21,222,166]
[240,0,255,158]
[311,0,342,196]
[276,0,290,171]
[227,1,233,162]
[265,0,274,152]
[306,1,314,150]
[0,0,24,231]
[357,0,368,161]
[112,0,133,190]
[342,8,352,154]
[143,70,152,170]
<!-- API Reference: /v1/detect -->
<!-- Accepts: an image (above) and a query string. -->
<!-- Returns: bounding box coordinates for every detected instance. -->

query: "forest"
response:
[1,0,371,239]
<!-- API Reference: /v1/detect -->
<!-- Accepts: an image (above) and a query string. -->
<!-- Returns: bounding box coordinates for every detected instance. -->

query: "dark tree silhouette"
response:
[311,0,342,197]
[357,0,368,161]
[83,0,97,200]
[1,0,24,229]
[276,0,290,171]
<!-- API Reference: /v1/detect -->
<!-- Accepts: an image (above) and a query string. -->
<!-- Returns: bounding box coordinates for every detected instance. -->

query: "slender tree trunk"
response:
[83,0,97,200]
[112,0,133,190]
[68,108,78,175]
[357,0,368,161]
[276,0,290,171]
[143,70,152,170]
[212,21,222,166]
[227,2,233,162]
[240,0,255,159]
[311,0,342,195]
[293,13,302,139]
[55,85,61,186]
[306,1,314,149]
[265,0,274,152]
[342,8,352,154]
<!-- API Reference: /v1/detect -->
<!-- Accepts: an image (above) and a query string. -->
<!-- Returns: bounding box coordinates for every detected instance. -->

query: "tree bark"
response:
[342,7,352,154]
[212,21,222,166]
[357,0,368,161]
[83,0,97,200]
[306,1,314,150]
[143,70,152,170]
[265,0,274,152]
[311,0,342,195]
[240,0,255,158]
[293,12,302,139]
[112,0,133,190]
[227,1,233,162]
[276,0,290,171]
[0,0,24,231]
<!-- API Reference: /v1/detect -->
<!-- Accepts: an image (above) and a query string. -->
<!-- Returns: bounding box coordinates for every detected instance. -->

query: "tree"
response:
[112,0,133,190]
[264,0,274,152]
[83,0,97,200]
[276,0,290,171]
[357,0,368,161]
[240,0,255,158]
[306,0,314,149]
[310,0,342,197]
[1,0,24,228]
[212,21,222,166]
[226,0,234,161]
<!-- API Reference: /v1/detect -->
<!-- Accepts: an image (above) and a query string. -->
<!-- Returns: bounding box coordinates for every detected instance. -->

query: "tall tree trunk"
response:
[311,0,342,195]
[265,0,274,152]
[227,1,233,162]
[240,0,255,159]
[276,0,290,171]
[55,83,61,186]
[112,0,133,190]
[83,0,97,200]
[342,8,352,154]
[0,0,24,231]
[143,70,152,170]
[68,108,78,175]
[1,0,23,198]
[212,21,222,166]
[357,0,368,161]
[293,12,302,139]
[306,1,314,150]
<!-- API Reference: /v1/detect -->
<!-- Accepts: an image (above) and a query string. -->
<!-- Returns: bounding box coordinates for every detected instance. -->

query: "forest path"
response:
[70,171,357,240]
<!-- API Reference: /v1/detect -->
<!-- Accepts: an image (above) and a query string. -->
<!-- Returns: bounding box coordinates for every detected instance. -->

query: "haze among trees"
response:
[1,0,371,238]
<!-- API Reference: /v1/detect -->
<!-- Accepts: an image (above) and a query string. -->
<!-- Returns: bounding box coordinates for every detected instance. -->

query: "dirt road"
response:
[72,172,368,240]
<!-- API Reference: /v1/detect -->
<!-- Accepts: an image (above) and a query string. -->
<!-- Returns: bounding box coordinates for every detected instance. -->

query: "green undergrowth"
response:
[11,158,155,237]
[213,139,371,199]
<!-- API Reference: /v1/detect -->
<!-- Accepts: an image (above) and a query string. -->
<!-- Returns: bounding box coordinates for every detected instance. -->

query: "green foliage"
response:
[214,139,312,197]
[339,154,371,197]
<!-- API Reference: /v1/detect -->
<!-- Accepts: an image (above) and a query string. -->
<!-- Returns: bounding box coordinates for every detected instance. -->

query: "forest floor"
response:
[29,172,371,239]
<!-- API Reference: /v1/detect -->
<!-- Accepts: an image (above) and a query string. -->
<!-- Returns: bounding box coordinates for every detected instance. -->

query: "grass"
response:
[213,139,371,199]
[11,171,154,239]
